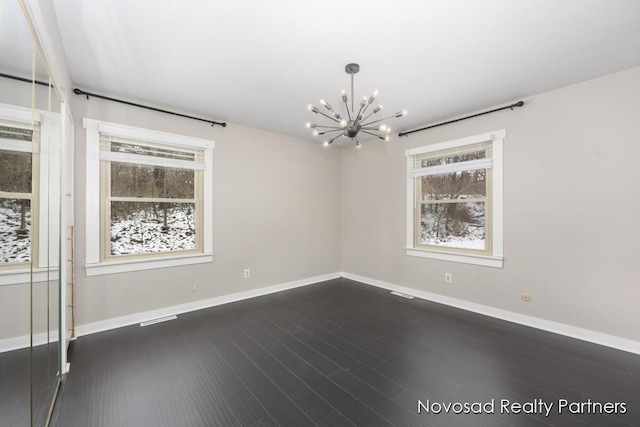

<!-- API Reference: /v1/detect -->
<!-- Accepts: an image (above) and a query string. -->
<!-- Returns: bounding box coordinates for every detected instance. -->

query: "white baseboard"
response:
[341,272,640,356]
[75,272,341,337]
[0,330,60,353]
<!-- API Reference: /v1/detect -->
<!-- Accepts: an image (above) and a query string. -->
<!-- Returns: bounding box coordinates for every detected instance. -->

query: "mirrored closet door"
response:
[0,0,63,425]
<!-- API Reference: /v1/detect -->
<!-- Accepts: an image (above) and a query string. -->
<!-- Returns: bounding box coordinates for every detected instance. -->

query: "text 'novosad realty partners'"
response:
[417,398,627,417]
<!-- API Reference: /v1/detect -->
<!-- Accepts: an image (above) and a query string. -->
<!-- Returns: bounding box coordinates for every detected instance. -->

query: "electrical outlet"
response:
[244,269,250,278]
[522,293,532,302]
[445,273,452,283]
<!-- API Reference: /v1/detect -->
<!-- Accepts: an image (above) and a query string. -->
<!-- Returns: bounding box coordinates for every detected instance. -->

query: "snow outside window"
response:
[406,130,504,268]
[84,119,214,276]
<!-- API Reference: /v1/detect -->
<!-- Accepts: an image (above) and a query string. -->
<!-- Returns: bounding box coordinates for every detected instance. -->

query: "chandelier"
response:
[306,63,406,147]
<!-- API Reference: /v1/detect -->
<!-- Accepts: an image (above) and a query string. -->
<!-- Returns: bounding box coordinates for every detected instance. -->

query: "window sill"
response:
[0,267,60,286]
[406,248,503,268]
[85,253,214,276]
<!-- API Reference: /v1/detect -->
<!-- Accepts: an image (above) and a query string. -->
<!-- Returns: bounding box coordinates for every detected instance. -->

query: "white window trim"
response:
[406,129,504,268]
[0,103,61,285]
[83,118,214,276]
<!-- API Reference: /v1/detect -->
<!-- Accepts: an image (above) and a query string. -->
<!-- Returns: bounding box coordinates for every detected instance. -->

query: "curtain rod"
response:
[0,72,52,88]
[73,88,227,128]
[398,100,524,137]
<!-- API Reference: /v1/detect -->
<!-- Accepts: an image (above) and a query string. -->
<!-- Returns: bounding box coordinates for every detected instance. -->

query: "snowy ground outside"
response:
[0,200,31,263]
[421,202,485,250]
[110,204,196,255]
[2,201,197,260]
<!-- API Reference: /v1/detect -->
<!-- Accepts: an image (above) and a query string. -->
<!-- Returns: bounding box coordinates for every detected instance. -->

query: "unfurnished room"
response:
[1,0,639,426]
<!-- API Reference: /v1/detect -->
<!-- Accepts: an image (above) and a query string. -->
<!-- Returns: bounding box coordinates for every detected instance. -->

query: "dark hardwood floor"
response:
[0,343,59,427]
[51,278,640,426]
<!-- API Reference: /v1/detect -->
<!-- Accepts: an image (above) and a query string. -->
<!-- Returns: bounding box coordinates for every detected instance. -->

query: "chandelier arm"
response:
[315,125,343,129]
[354,103,366,123]
[360,102,373,120]
[317,110,341,123]
[360,130,386,138]
[361,114,401,127]
[328,134,343,144]
[361,112,375,123]
[324,104,338,116]
[321,129,344,134]
[343,99,353,121]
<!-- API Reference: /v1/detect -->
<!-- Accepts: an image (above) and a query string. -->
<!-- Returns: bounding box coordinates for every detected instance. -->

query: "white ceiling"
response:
[52,0,640,143]
[0,0,50,81]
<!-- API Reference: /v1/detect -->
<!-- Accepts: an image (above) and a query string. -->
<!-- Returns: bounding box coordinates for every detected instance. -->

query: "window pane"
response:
[111,162,195,199]
[111,141,195,161]
[0,150,32,193]
[110,201,196,255]
[0,125,33,142]
[420,202,485,250]
[420,149,486,168]
[421,169,486,201]
[0,198,31,263]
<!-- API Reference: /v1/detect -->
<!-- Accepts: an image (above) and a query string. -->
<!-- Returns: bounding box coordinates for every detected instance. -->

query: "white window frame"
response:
[406,129,504,268]
[83,119,214,276]
[0,103,61,285]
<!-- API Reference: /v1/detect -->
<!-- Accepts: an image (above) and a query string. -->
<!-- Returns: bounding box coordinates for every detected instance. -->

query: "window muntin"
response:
[100,135,203,259]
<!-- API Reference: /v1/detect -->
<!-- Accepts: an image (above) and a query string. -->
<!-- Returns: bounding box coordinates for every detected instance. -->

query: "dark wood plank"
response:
[218,319,335,423]
[291,362,394,427]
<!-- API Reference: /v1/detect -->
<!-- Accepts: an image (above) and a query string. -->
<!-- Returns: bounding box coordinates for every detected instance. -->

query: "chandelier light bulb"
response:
[341,90,348,103]
[312,130,319,136]
[373,105,382,114]
[384,135,391,142]
[378,124,387,132]
[356,141,361,148]
[368,90,378,104]
[323,141,329,147]
[340,119,347,127]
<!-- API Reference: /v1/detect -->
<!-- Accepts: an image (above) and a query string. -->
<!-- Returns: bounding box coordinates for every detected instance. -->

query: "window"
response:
[406,130,504,268]
[0,122,37,265]
[84,119,214,276]
[0,103,60,285]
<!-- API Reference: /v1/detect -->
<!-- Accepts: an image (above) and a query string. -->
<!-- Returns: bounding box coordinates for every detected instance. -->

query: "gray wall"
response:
[72,96,342,327]
[340,66,640,342]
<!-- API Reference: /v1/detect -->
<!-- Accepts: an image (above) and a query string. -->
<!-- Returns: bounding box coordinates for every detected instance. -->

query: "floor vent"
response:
[390,291,415,299]
[140,315,177,327]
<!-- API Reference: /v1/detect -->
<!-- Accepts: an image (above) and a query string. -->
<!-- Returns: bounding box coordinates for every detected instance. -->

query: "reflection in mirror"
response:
[0,0,62,425]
